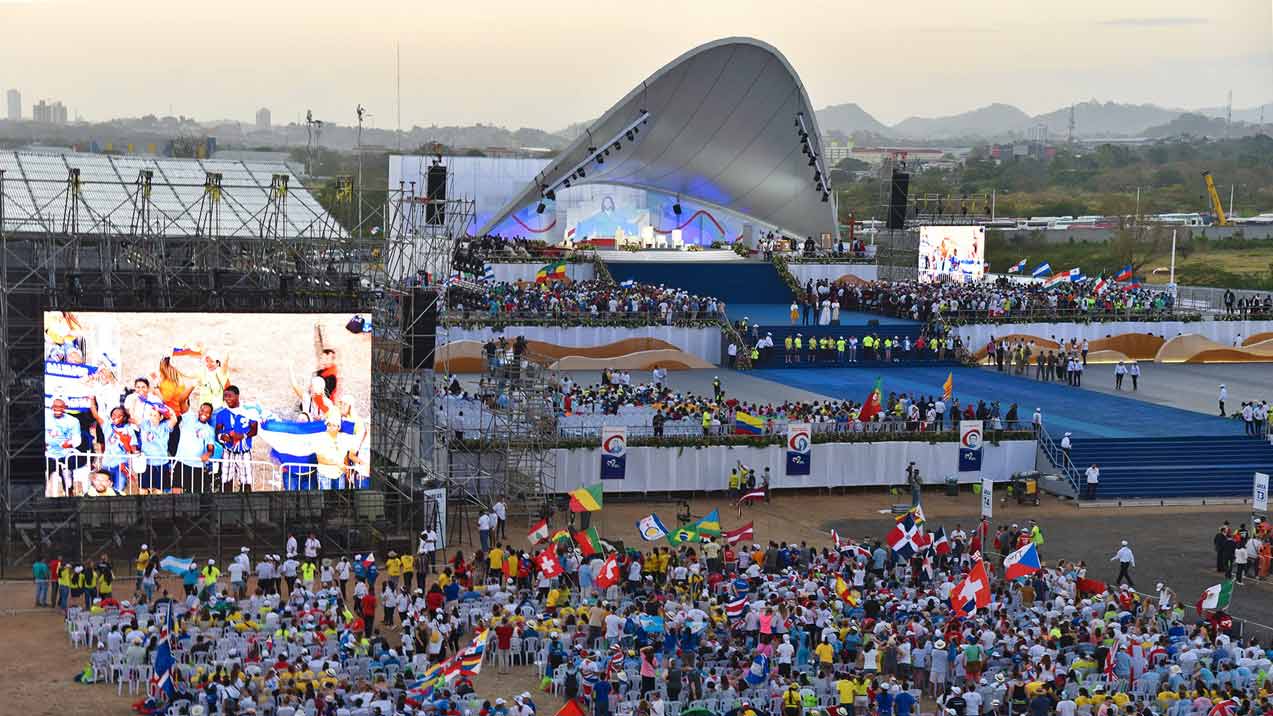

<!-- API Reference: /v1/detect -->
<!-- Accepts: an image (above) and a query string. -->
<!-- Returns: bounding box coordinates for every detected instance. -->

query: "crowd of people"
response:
[551,373,1027,437]
[46,510,1273,716]
[445,281,727,326]
[792,277,1180,327]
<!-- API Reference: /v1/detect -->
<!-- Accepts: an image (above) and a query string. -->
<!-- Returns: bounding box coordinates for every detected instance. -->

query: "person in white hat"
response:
[1111,540,1135,588]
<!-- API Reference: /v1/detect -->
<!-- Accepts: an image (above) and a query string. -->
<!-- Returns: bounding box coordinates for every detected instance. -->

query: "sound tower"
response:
[425,164,447,225]
[887,170,910,230]
[403,288,439,369]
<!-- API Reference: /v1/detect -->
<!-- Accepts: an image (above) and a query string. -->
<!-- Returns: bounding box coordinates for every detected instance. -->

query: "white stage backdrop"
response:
[956,319,1273,352]
[442,325,722,364]
[551,439,1036,493]
[787,263,880,284]
[487,262,595,284]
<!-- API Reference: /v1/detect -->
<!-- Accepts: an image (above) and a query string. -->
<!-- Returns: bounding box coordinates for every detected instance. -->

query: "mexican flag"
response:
[1196,580,1234,613]
[858,377,883,422]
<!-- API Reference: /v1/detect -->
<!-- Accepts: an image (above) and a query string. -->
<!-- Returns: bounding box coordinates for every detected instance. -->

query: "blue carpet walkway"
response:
[750,366,1248,439]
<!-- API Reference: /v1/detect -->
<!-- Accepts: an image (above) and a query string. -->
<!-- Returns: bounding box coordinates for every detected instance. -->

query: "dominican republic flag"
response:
[159,555,194,575]
[527,518,549,545]
[1007,258,1028,274]
[1196,580,1234,613]
[951,559,991,617]
[1031,262,1052,278]
[1003,542,1042,579]
[726,595,748,619]
[887,513,922,559]
[1115,264,1134,281]
[932,526,951,556]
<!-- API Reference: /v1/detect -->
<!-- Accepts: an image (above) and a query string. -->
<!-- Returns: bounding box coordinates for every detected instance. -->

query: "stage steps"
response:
[1065,435,1273,498]
[605,260,792,304]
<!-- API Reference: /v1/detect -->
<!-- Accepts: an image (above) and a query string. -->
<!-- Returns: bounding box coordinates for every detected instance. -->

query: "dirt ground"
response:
[1,489,1266,715]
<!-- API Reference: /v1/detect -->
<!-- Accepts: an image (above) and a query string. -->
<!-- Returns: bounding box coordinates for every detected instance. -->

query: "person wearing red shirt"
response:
[494,618,515,673]
[360,591,377,637]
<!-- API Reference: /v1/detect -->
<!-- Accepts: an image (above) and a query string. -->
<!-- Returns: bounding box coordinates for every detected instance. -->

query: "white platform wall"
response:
[442,325,722,364]
[956,319,1273,352]
[788,263,880,285]
[552,439,1036,493]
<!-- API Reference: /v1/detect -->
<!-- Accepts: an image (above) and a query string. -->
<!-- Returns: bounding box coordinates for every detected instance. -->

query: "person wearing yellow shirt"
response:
[385,551,402,588]
[437,570,452,591]
[135,544,152,574]
[487,545,504,579]
[400,553,415,591]
[814,637,835,667]
[546,586,562,612]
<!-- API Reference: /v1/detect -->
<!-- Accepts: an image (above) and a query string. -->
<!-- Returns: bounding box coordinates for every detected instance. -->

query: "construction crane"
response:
[1203,171,1228,226]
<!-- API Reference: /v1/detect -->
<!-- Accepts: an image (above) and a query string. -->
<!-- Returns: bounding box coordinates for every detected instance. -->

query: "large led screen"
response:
[43,312,372,497]
[918,225,986,282]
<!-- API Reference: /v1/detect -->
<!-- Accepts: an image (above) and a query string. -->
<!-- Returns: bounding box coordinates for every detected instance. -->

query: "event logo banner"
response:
[959,420,984,472]
[600,426,627,480]
[786,422,811,476]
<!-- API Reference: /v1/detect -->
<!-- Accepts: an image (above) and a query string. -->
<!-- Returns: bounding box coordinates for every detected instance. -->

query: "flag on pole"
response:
[1031,262,1052,278]
[549,528,572,546]
[159,555,194,575]
[555,700,587,716]
[148,606,176,700]
[690,509,722,535]
[636,513,669,541]
[1196,580,1234,613]
[734,411,765,435]
[595,554,621,589]
[858,377,883,422]
[574,527,603,557]
[932,526,951,556]
[723,522,754,545]
[737,489,766,506]
[1003,542,1042,580]
[1120,281,1142,291]
[726,595,748,618]
[568,483,603,512]
[834,575,859,606]
[535,260,568,283]
[951,559,991,617]
[481,264,496,283]
[1093,275,1108,294]
[1008,258,1028,274]
[527,518,549,545]
[1043,272,1069,288]
[942,372,953,402]
[667,524,700,546]
[534,549,564,578]
[1115,264,1133,281]
[831,529,844,549]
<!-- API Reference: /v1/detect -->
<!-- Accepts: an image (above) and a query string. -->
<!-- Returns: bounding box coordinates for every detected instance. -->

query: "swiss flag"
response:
[535,548,563,578]
[951,559,991,617]
[596,554,621,590]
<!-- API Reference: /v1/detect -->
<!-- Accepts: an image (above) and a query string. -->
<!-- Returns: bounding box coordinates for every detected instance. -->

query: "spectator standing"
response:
[1111,540,1135,587]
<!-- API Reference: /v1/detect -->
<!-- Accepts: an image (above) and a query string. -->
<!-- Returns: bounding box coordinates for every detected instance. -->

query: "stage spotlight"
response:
[536,202,546,214]
[578,168,585,178]
[672,203,682,216]
[603,148,610,157]
[808,156,816,167]
[799,130,808,141]
[821,192,830,203]
[545,190,556,201]
[625,130,634,141]
[564,180,571,189]
[596,155,604,165]
[613,142,621,151]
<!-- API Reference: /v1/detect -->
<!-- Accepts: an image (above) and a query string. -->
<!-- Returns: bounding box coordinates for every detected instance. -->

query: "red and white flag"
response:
[596,554,621,589]
[534,548,563,578]
[724,522,754,545]
[527,518,549,545]
[951,559,991,617]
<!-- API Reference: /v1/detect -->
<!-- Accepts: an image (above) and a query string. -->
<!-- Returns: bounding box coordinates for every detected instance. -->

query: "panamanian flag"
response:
[1007,258,1027,274]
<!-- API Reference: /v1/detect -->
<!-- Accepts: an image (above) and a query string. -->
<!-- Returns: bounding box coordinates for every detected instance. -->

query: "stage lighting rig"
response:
[542,109,651,197]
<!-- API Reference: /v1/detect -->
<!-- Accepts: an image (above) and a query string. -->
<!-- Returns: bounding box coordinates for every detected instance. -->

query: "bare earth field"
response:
[2,490,1269,715]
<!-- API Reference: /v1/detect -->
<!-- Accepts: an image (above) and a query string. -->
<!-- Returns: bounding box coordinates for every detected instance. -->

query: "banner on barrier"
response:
[1255,472,1269,512]
[600,426,627,480]
[786,422,811,476]
[959,421,983,472]
[980,478,993,518]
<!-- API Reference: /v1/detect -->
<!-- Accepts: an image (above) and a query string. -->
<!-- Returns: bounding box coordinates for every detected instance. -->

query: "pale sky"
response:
[1,0,1270,130]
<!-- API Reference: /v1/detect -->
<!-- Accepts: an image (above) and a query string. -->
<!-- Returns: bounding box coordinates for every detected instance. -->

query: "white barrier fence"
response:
[551,439,1037,493]
[43,451,367,497]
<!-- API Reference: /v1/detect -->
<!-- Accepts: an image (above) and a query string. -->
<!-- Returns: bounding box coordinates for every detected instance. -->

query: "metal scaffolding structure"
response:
[0,151,477,572]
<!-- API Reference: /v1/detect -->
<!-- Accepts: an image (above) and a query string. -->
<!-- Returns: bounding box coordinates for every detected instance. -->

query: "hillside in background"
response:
[815,102,891,136]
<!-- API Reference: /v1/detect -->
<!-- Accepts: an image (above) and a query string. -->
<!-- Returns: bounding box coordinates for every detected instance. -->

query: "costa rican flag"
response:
[726,595,748,619]
[1115,264,1134,282]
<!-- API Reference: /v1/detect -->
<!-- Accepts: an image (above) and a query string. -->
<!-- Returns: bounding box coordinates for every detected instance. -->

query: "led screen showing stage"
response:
[919,225,985,282]
[43,312,372,497]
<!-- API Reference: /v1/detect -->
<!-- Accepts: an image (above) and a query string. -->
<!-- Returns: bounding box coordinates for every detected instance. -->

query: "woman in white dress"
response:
[819,300,831,326]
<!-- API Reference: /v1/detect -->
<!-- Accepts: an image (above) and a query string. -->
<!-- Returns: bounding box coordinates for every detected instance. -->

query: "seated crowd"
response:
[796,277,1178,325]
[53,518,1273,716]
[445,281,727,325]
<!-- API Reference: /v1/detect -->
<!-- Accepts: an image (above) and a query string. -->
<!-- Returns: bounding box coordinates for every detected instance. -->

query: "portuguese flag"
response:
[858,377,883,422]
[575,527,603,556]
[569,483,603,512]
[535,260,568,283]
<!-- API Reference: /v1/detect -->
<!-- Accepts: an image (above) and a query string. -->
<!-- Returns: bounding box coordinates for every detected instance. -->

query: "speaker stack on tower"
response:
[887,170,910,230]
[425,163,447,226]
[403,288,439,370]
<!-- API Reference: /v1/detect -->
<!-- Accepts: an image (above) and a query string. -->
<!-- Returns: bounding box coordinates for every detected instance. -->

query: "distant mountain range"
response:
[815,99,1272,141]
